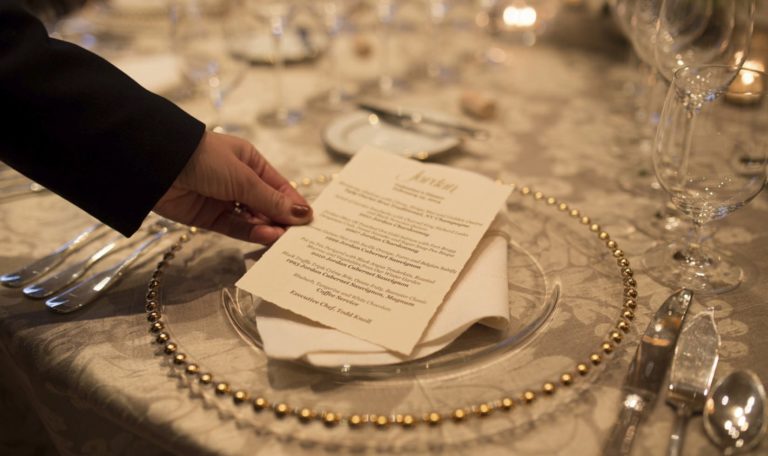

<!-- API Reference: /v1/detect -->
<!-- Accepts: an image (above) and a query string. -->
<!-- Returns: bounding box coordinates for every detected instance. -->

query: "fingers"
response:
[230,150,313,226]
[208,202,288,244]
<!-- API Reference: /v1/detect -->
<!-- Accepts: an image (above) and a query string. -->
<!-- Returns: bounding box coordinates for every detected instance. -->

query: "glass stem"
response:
[271,16,287,120]
[680,221,712,269]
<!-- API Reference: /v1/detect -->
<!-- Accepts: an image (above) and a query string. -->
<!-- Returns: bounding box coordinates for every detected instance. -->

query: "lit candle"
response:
[726,60,765,105]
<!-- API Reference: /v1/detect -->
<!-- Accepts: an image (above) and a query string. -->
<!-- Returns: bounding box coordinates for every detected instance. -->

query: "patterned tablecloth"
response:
[1,3,767,455]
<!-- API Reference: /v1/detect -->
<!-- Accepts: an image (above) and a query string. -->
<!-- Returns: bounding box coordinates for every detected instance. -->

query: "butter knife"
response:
[357,101,491,141]
[666,309,719,456]
[602,288,694,456]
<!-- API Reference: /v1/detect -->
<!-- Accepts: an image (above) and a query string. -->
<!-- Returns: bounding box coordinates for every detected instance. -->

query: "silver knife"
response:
[357,101,491,141]
[665,309,719,456]
[602,288,694,456]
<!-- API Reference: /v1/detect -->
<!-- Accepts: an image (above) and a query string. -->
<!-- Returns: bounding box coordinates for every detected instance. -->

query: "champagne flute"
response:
[251,0,304,127]
[643,65,767,294]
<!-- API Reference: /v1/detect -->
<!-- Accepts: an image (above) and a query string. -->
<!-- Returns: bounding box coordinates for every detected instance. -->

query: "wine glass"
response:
[173,0,252,135]
[643,64,768,294]
[623,0,755,237]
[308,0,356,111]
[249,0,304,127]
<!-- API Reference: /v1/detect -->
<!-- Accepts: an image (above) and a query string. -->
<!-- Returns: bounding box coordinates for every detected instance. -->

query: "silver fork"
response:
[45,223,180,314]
[22,226,156,299]
[1,223,108,287]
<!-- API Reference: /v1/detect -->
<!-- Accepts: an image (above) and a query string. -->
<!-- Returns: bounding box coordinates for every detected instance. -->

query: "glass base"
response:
[642,241,744,295]
[632,201,688,241]
[210,122,253,137]
[257,108,303,128]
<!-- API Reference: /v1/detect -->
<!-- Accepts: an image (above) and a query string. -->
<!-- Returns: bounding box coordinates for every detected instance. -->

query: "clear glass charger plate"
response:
[156,185,633,452]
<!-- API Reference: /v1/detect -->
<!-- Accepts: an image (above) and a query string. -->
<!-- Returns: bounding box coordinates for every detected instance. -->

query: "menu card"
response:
[236,148,511,355]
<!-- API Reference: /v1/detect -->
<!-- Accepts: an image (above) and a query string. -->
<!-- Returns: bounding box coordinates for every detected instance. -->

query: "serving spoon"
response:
[704,370,767,454]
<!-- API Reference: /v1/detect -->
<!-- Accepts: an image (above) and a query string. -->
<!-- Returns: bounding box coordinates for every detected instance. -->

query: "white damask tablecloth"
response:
[1,3,767,455]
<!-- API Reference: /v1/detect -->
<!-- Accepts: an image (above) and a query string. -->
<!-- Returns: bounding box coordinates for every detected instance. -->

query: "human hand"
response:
[153,131,312,244]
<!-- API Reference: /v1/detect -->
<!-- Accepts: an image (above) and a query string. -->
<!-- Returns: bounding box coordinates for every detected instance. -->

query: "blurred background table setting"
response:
[2,0,768,455]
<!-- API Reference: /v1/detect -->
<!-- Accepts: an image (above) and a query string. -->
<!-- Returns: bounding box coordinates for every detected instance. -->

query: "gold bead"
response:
[560,373,574,386]
[501,397,515,410]
[179,233,190,243]
[590,223,600,232]
[533,191,544,200]
[150,321,164,333]
[316,175,327,184]
[617,257,629,267]
[610,331,623,343]
[569,209,580,217]
[520,187,531,195]
[598,231,610,241]
[624,288,638,299]
[185,364,199,375]
[546,197,557,205]
[621,267,634,278]
[612,249,624,258]
[607,240,618,250]
[542,383,556,395]
[214,382,230,395]
[522,391,536,403]
[426,412,441,425]
[452,409,466,421]
[274,403,290,417]
[155,332,170,344]
[623,309,635,320]
[151,269,163,279]
[301,177,312,186]
[323,412,339,426]
[508,183,518,192]
[172,353,187,365]
[558,203,569,211]
[348,415,363,427]
[199,373,213,385]
[162,252,175,261]
[402,414,416,427]
[618,320,630,332]
[148,279,160,289]
[163,343,177,354]
[233,390,249,404]
[478,403,493,416]
[170,243,181,252]
[624,298,637,309]
[145,300,158,312]
[298,408,314,422]
[253,397,268,411]
[580,216,591,225]
[602,342,615,354]
[188,227,198,234]
[624,277,637,287]
[147,311,160,323]
[156,260,167,270]
[374,415,389,427]
[590,353,602,365]
[146,290,158,300]
[577,363,589,375]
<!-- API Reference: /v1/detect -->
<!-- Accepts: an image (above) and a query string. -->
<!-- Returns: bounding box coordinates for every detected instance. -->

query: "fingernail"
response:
[291,204,311,218]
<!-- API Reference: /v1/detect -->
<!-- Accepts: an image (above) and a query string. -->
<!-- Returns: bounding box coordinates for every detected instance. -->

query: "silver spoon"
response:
[704,370,767,454]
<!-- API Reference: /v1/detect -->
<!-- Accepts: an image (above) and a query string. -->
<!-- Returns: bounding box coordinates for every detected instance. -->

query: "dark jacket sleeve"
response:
[0,0,206,236]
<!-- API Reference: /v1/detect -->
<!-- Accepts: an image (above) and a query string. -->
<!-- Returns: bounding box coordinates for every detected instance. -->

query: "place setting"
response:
[141,147,644,451]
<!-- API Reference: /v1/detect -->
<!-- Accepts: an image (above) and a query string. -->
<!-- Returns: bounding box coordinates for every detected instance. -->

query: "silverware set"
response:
[603,289,767,455]
[1,218,180,313]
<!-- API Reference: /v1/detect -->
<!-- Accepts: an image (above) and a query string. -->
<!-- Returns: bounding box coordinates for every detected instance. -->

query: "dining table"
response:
[1,1,767,455]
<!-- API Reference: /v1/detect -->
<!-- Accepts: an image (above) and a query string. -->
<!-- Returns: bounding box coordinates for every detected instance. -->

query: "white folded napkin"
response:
[111,53,183,96]
[249,214,511,367]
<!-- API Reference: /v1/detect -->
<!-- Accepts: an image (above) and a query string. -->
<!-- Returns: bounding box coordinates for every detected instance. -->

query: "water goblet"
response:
[643,64,768,295]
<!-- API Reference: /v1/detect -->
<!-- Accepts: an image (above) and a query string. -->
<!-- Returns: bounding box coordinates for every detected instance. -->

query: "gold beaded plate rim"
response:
[145,177,638,437]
